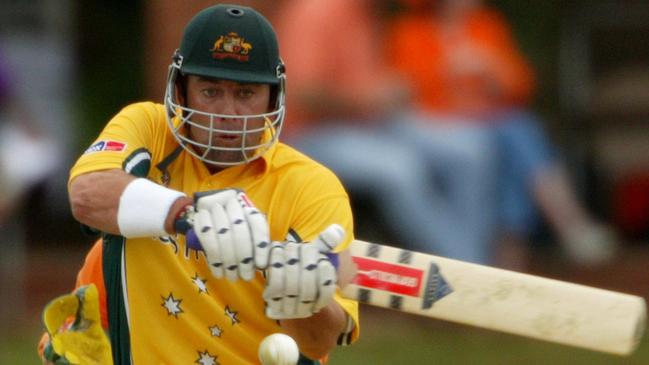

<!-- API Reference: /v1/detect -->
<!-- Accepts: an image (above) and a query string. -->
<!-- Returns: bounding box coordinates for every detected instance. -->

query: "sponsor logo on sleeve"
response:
[84,140,127,154]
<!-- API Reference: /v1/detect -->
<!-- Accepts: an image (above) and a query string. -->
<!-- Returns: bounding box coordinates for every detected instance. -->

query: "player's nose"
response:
[216,94,238,118]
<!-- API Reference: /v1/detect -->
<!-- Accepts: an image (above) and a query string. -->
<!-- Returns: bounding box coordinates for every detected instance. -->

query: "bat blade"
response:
[341,239,647,356]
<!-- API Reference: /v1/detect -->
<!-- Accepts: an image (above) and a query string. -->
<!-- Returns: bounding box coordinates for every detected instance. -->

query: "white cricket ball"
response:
[258,333,300,365]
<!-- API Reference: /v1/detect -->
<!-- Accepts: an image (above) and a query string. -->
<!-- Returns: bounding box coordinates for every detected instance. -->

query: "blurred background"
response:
[1,0,649,363]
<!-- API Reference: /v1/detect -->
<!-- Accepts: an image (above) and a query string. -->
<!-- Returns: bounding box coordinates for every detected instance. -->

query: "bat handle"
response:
[174,215,203,250]
[326,252,339,269]
[175,217,340,268]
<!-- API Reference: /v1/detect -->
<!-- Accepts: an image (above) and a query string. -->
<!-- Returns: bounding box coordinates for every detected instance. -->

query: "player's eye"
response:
[201,88,221,98]
[237,88,255,99]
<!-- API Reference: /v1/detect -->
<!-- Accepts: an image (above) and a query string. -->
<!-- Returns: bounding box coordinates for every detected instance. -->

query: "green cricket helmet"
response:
[164,4,286,167]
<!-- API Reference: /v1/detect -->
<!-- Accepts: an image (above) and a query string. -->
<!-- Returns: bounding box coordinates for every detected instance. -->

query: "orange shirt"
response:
[75,241,107,328]
[275,0,388,135]
[385,7,535,119]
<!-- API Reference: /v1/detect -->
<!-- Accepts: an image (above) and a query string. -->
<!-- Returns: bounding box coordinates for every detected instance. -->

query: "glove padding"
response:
[42,284,112,365]
[263,224,345,319]
[194,189,270,281]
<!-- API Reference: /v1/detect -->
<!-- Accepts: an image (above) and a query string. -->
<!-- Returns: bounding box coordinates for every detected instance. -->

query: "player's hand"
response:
[193,189,271,281]
[263,224,345,320]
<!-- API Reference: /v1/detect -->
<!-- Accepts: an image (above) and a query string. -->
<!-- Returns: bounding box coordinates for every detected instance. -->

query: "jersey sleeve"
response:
[287,166,360,346]
[286,165,354,247]
[69,102,165,185]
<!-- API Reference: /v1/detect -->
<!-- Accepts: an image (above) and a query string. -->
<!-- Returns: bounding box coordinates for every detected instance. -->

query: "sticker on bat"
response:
[351,257,453,308]
[421,262,453,309]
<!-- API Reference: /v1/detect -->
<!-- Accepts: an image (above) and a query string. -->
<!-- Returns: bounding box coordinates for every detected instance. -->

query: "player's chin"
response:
[208,151,248,165]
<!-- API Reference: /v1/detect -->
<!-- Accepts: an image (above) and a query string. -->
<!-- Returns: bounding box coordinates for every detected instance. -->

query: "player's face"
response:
[184,75,271,165]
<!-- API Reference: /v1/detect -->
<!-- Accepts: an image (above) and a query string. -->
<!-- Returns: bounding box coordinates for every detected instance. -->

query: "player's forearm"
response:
[69,169,191,236]
[69,169,133,234]
[279,301,347,360]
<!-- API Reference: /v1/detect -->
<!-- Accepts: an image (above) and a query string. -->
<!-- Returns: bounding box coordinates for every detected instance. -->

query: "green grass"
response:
[0,324,42,365]
[329,306,649,365]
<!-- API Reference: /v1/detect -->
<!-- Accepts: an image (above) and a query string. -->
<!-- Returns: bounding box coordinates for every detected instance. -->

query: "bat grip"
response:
[175,217,340,267]
[327,252,339,269]
[184,229,203,251]
[174,215,202,250]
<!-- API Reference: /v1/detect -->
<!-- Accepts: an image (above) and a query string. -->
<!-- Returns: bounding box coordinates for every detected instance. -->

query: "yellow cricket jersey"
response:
[69,102,359,365]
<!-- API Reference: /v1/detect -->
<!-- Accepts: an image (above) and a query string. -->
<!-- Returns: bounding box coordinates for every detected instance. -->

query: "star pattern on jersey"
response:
[191,273,209,294]
[195,349,219,365]
[161,292,184,318]
[209,324,223,338]
[224,305,240,325]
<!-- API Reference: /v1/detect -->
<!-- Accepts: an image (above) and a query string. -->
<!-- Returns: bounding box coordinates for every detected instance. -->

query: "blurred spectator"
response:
[0,47,61,334]
[385,0,616,268]
[0,51,59,222]
[275,0,498,263]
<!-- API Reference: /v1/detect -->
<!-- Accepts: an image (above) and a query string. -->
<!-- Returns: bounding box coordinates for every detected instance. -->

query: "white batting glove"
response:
[263,224,345,320]
[193,189,271,281]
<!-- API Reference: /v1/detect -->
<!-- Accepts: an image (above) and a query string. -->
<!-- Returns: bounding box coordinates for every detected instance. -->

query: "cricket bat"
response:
[342,239,646,356]
[179,220,646,356]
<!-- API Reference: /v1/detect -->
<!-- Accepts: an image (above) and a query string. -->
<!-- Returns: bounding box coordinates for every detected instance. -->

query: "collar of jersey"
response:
[195,140,276,180]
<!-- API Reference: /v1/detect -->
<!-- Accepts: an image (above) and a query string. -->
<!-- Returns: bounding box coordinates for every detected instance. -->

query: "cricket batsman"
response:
[38,4,358,364]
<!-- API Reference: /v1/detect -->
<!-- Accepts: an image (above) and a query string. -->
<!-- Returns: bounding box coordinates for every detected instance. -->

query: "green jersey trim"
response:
[103,235,132,365]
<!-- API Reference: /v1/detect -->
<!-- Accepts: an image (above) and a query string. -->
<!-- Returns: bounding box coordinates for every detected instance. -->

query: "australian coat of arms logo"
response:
[210,32,252,61]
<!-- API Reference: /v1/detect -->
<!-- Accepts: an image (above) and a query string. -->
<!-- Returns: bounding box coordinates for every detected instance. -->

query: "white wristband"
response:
[117,178,186,238]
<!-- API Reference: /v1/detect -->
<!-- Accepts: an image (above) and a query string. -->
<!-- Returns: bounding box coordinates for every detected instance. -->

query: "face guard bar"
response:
[164,52,286,167]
